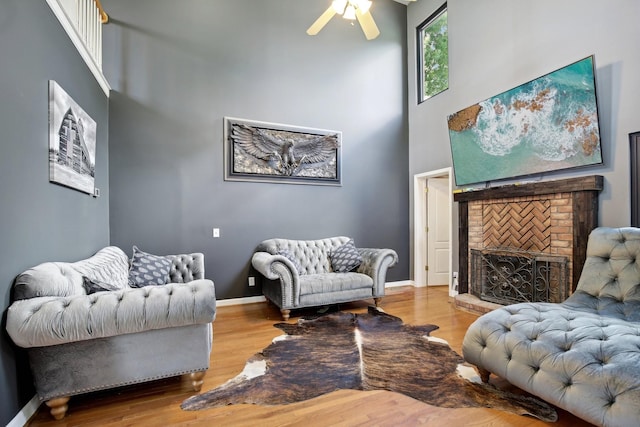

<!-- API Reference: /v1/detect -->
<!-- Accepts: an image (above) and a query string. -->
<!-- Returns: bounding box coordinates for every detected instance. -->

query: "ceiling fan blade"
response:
[355,9,380,40]
[307,7,337,36]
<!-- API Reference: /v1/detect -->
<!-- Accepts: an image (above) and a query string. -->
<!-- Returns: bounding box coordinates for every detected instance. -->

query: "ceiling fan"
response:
[306,0,416,40]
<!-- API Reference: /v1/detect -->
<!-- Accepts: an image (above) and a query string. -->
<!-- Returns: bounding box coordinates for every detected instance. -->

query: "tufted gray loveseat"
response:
[6,246,216,420]
[462,227,640,427]
[252,237,398,320]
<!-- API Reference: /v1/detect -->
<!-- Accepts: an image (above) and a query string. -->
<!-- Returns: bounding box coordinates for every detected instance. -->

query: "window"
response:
[631,132,640,227]
[417,3,448,103]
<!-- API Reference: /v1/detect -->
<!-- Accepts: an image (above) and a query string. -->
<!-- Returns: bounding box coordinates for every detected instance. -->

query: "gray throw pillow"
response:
[82,276,119,294]
[277,249,305,275]
[128,246,172,287]
[330,239,363,273]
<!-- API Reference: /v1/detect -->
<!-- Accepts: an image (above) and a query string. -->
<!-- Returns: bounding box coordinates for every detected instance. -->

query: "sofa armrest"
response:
[357,248,398,296]
[251,252,300,307]
[6,279,216,348]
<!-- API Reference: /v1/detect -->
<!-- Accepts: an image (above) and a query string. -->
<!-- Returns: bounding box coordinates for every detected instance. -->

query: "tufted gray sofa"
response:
[6,246,216,420]
[252,237,398,320]
[462,227,640,427]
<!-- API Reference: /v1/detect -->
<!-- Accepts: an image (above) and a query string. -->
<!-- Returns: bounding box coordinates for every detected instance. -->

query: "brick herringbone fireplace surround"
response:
[453,175,603,313]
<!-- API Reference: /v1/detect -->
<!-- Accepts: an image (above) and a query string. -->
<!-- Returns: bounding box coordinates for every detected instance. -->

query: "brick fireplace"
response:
[453,175,603,313]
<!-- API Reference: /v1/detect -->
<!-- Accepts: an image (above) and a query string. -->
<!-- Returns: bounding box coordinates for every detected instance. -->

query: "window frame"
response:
[416,3,449,104]
[631,131,640,226]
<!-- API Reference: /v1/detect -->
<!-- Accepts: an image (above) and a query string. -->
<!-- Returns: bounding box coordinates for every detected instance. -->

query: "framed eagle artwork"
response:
[224,117,342,186]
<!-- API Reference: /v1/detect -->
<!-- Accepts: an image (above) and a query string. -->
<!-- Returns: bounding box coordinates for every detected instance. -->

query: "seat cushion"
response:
[299,273,373,296]
[7,280,216,348]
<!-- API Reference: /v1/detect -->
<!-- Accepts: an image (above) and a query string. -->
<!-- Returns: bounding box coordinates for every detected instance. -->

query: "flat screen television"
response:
[447,55,603,187]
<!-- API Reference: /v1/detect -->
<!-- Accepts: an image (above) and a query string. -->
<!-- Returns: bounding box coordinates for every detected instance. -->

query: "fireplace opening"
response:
[471,248,569,305]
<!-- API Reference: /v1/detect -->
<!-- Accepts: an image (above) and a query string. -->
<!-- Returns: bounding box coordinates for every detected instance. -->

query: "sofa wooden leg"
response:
[46,396,70,420]
[478,367,491,383]
[189,371,207,392]
[374,297,383,307]
[281,309,291,321]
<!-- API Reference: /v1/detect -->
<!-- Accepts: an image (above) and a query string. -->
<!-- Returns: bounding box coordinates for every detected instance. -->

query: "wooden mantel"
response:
[454,175,604,295]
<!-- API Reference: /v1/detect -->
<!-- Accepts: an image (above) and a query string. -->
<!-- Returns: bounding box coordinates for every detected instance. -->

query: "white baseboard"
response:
[386,280,414,288]
[7,395,40,427]
[215,280,415,307]
[216,295,266,307]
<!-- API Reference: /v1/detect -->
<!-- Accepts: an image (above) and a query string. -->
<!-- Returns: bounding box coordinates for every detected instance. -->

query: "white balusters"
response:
[47,0,110,95]
[75,0,102,68]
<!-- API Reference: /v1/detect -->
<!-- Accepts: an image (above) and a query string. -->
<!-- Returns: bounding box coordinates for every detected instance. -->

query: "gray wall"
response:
[407,0,640,276]
[8,0,636,422]
[0,1,110,424]
[103,0,411,299]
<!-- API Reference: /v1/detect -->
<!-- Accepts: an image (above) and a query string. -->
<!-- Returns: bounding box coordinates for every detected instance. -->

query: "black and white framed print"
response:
[48,80,97,195]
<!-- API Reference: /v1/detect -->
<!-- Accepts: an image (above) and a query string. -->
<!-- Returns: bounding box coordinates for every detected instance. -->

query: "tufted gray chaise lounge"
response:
[252,237,398,320]
[462,227,640,427]
[6,246,216,420]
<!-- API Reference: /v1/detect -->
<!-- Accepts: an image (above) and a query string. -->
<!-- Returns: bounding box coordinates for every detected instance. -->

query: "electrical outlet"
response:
[248,276,255,287]
[213,228,220,238]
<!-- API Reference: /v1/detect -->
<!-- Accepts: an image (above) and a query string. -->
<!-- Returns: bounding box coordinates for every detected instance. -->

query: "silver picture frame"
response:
[224,117,342,186]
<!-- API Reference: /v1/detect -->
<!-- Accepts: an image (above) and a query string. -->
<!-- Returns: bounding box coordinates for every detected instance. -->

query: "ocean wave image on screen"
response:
[448,56,602,186]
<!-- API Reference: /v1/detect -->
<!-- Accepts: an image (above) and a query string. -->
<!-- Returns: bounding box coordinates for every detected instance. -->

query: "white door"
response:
[427,178,450,285]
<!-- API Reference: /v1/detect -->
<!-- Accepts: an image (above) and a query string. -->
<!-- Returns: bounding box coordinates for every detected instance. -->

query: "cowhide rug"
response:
[182,307,557,422]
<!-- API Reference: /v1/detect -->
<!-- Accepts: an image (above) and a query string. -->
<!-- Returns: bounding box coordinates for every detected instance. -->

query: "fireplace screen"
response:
[471,248,568,305]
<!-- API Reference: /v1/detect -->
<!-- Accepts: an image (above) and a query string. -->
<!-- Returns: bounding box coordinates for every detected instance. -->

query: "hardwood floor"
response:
[27,286,593,426]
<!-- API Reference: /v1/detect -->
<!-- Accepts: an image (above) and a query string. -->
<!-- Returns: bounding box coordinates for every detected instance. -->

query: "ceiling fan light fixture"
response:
[331,0,347,14]
[307,0,385,39]
[343,4,357,20]
[355,0,372,14]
